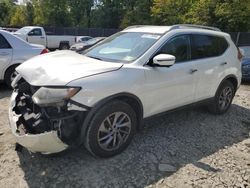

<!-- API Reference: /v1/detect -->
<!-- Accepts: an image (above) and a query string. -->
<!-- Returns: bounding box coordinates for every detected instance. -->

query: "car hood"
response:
[16,50,123,86]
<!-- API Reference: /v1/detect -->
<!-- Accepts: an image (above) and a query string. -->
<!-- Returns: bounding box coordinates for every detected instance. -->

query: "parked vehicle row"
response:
[0,30,48,87]
[8,24,242,158]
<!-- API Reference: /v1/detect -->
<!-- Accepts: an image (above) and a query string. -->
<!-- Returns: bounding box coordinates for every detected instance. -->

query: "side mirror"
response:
[153,54,176,67]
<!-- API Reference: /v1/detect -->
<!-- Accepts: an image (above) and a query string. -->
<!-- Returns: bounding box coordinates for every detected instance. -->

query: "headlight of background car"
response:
[32,87,81,106]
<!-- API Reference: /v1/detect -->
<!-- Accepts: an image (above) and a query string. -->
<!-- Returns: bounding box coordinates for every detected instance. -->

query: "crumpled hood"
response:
[16,50,123,86]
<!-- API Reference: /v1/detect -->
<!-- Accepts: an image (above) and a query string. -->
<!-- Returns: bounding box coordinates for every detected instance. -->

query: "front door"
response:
[143,35,198,117]
[27,28,46,46]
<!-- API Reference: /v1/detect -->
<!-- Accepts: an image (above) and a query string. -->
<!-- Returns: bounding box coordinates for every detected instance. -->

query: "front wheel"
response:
[85,101,137,158]
[208,80,235,114]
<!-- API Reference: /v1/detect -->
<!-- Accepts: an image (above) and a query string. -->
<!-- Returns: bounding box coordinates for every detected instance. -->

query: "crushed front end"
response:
[9,76,87,154]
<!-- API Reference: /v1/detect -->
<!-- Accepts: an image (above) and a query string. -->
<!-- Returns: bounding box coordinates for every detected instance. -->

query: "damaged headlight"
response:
[32,87,81,106]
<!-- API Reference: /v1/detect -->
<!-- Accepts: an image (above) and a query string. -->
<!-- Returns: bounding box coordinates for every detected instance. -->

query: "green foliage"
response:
[10,5,28,26]
[1,0,250,32]
[151,0,193,25]
[0,0,16,26]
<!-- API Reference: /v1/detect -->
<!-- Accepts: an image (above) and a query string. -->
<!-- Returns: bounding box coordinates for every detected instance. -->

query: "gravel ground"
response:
[0,83,249,188]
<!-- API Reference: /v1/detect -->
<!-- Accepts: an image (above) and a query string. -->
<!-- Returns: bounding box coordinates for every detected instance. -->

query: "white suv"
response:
[9,25,242,157]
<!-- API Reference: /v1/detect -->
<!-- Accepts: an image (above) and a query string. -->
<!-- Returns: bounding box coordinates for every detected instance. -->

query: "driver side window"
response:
[159,35,191,63]
[28,29,42,36]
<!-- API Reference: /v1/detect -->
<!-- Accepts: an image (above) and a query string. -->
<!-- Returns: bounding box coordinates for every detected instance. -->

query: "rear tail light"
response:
[237,47,243,61]
[40,49,49,55]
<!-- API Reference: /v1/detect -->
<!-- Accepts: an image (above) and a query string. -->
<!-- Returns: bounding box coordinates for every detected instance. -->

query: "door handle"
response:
[220,62,227,65]
[40,36,45,39]
[190,69,198,74]
[0,52,9,56]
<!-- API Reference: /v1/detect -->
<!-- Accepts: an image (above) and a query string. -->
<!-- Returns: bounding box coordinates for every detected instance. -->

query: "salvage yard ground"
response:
[0,83,250,188]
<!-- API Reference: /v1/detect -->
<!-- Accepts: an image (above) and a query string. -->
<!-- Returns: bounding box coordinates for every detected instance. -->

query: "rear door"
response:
[190,34,229,101]
[144,34,198,116]
[27,28,46,46]
[0,34,12,79]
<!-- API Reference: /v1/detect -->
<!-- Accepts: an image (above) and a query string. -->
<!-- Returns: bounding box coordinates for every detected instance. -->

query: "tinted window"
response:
[0,34,11,49]
[191,34,228,60]
[159,35,190,63]
[29,29,42,36]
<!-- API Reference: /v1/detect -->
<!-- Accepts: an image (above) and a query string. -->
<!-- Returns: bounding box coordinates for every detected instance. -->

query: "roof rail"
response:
[171,24,221,31]
[123,25,150,30]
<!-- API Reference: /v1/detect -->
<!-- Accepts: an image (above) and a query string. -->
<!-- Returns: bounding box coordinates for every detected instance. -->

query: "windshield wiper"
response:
[87,55,102,61]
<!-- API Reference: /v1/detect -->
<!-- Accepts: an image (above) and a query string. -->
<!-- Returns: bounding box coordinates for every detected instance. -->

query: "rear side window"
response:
[0,34,11,49]
[191,34,228,60]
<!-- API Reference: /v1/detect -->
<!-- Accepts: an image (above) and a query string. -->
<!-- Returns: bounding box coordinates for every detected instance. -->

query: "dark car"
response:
[70,37,105,53]
[240,47,250,81]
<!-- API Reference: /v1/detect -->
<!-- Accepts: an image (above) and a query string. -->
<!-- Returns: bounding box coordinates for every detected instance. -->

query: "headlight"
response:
[32,87,81,106]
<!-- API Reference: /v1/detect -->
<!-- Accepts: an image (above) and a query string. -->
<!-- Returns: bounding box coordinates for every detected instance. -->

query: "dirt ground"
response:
[0,83,249,188]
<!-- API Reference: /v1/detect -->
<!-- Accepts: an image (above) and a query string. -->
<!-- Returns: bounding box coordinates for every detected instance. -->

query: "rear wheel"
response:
[208,80,235,114]
[59,43,70,50]
[4,66,18,88]
[85,100,137,158]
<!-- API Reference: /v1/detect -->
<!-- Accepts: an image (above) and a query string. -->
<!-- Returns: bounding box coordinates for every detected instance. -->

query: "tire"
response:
[85,100,137,158]
[208,80,235,114]
[59,43,69,50]
[4,66,18,88]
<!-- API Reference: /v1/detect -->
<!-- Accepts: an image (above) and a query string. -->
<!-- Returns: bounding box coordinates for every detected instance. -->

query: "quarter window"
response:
[191,34,228,60]
[0,34,11,49]
[158,35,190,63]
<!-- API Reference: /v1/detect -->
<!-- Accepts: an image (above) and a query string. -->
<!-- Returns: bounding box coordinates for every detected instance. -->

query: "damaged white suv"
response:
[9,25,242,157]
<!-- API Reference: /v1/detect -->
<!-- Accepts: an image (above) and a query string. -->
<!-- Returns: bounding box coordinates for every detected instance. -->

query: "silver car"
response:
[0,30,48,87]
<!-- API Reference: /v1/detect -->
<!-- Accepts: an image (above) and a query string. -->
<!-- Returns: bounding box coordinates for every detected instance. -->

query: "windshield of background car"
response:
[240,47,250,58]
[16,27,32,34]
[85,32,162,63]
[86,38,103,45]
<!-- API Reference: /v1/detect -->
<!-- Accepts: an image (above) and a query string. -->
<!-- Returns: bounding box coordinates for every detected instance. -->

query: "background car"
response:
[239,46,250,81]
[70,37,105,53]
[0,30,48,87]
[76,36,93,43]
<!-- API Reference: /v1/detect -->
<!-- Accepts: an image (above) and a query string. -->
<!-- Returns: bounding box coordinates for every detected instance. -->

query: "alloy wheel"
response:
[97,112,131,151]
[218,86,233,110]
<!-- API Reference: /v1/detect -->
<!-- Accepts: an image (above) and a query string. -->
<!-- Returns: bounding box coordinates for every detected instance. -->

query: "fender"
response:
[78,92,144,145]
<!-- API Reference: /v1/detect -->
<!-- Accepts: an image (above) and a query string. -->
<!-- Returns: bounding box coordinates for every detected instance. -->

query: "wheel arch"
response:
[79,92,144,145]
[218,74,238,93]
[3,64,20,80]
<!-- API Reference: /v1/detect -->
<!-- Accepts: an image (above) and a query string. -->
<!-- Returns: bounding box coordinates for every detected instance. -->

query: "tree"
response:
[120,0,153,28]
[151,0,193,25]
[185,0,250,32]
[10,5,28,26]
[0,0,16,26]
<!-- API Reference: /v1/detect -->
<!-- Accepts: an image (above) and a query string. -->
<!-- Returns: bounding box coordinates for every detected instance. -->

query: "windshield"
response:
[16,27,32,34]
[85,32,161,63]
[240,47,250,58]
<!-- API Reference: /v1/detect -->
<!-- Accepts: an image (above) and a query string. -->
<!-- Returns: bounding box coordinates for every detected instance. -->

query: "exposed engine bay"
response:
[11,78,86,147]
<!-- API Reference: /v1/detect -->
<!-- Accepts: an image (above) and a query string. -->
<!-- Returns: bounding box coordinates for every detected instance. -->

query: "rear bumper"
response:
[9,92,68,154]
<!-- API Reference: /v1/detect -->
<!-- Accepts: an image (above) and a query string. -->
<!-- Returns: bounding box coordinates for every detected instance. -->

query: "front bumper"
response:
[9,92,68,153]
